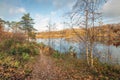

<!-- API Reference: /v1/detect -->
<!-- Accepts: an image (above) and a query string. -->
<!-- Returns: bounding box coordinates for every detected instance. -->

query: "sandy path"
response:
[31,50,59,80]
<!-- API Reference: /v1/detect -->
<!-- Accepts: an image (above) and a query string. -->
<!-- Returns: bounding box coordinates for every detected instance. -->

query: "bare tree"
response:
[46,20,56,47]
[71,0,108,67]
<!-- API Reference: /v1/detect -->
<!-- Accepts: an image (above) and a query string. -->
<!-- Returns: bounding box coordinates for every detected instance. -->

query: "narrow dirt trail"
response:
[31,50,60,80]
[30,50,90,80]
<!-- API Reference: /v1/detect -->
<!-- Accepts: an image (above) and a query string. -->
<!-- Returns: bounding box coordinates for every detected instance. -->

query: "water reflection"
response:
[37,38,120,64]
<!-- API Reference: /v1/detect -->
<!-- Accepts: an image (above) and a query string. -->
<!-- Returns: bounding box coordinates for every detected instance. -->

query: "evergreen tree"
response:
[20,13,36,41]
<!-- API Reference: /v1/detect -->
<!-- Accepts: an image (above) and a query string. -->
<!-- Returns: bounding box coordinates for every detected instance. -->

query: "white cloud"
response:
[104,16,120,24]
[34,13,66,32]
[50,11,56,16]
[103,0,120,17]
[36,0,75,10]
[54,22,64,30]
[9,7,26,14]
[0,16,4,19]
[0,1,26,17]
[34,14,50,32]
[52,0,75,10]
[102,0,120,23]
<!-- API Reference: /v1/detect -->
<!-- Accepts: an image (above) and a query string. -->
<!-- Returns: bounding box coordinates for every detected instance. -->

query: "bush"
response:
[52,51,64,59]
[9,43,39,55]
[0,34,39,55]
[32,48,39,55]
[0,52,32,79]
[22,53,30,61]
[52,51,60,58]
[9,44,29,55]
[0,39,14,52]
[14,61,20,68]
[39,42,45,48]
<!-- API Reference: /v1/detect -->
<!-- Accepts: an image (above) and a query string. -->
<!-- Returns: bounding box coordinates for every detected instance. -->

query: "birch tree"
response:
[72,0,108,67]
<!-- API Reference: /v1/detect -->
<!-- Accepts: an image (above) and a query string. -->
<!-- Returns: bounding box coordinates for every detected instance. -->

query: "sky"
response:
[0,0,120,32]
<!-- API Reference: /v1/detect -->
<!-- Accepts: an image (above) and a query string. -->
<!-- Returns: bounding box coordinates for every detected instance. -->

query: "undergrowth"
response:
[52,52,120,80]
[0,41,40,79]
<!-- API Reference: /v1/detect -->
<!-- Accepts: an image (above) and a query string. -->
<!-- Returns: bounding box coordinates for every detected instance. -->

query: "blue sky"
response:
[0,0,120,32]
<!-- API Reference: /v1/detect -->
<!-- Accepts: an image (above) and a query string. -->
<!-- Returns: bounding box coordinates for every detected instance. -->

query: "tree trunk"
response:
[86,44,89,65]
[85,10,89,66]
[90,45,93,67]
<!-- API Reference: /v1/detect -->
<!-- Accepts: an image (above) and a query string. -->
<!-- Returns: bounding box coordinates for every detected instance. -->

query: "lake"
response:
[37,38,120,64]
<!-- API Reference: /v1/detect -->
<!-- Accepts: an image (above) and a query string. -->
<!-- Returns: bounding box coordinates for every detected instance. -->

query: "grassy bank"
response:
[51,51,120,80]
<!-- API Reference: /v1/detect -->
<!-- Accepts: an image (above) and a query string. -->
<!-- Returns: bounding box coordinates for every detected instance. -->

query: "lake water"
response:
[37,38,120,64]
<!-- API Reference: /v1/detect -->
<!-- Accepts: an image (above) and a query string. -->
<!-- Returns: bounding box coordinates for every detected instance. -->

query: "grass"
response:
[51,52,120,80]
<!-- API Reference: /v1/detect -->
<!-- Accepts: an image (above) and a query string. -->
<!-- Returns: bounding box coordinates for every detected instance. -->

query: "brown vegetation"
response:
[36,23,120,46]
[36,28,85,39]
[0,14,40,79]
